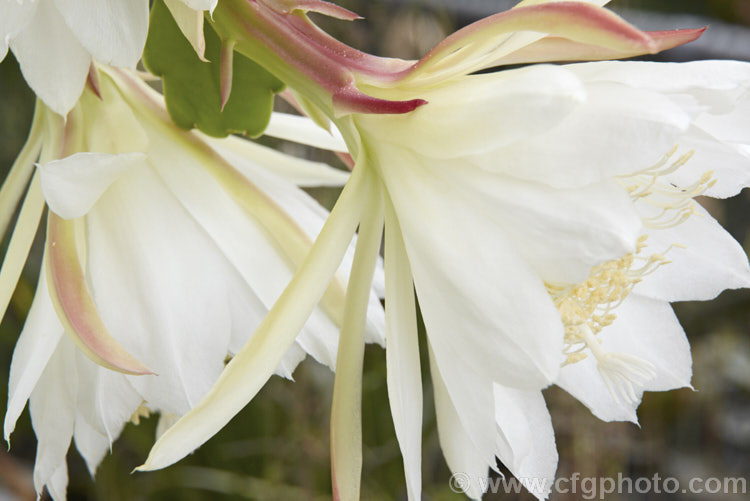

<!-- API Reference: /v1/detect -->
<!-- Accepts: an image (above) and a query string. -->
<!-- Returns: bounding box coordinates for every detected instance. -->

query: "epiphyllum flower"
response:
[0,0,215,115]
[1,66,385,499]
[140,0,750,499]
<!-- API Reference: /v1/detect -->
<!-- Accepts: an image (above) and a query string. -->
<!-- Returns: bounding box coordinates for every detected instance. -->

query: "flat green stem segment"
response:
[330,176,383,501]
[45,213,153,375]
[139,164,373,472]
[143,0,284,137]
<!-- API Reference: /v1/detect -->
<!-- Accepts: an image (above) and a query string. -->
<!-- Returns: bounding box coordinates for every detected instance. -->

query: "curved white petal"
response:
[568,60,750,112]
[164,0,206,59]
[73,417,109,476]
[265,112,347,152]
[180,0,217,12]
[487,80,690,188]
[85,164,233,415]
[429,346,489,500]
[556,294,692,423]
[73,349,143,443]
[10,0,90,116]
[5,272,64,443]
[494,386,557,500]
[0,0,38,61]
[366,65,584,161]
[634,204,750,302]
[210,135,349,187]
[384,198,422,500]
[662,126,750,199]
[53,0,149,68]
[144,127,343,369]
[432,160,641,284]
[29,340,77,498]
[378,149,565,390]
[39,152,145,219]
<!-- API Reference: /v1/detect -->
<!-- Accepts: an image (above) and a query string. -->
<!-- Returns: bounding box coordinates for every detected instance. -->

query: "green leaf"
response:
[143,0,284,138]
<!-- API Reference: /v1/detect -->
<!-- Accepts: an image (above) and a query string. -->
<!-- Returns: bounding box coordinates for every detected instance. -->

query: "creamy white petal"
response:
[53,0,149,68]
[431,160,641,284]
[429,346,489,500]
[211,136,350,187]
[73,417,110,476]
[0,0,38,60]
[73,350,142,443]
[634,204,750,301]
[144,128,343,369]
[30,340,77,498]
[556,295,692,423]
[165,0,206,59]
[485,81,691,188]
[10,0,90,116]
[569,60,750,112]
[85,164,232,415]
[265,112,347,152]
[5,272,64,442]
[662,126,750,199]
[384,198,422,500]
[47,462,68,501]
[378,149,564,390]
[494,387,557,500]
[38,152,145,219]
[180,0,217,11]
[367,65,584,161]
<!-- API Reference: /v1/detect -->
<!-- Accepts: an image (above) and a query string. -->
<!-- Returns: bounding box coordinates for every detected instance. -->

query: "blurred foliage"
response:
[2,1,750,500]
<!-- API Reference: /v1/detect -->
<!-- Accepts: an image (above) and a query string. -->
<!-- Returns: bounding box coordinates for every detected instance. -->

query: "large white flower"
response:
[0,0,215,115]
[1,66,385,499]
[138,1,750,500]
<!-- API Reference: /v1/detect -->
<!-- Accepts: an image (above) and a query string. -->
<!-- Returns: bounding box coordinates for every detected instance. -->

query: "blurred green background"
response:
[2,1,750,499]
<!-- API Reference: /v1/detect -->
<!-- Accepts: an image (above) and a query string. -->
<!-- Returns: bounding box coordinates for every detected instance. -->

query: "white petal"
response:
[569,60,750,112]
[432,160,641,284]
[556,295,692,423]
[429,346,490,500]
[384,199,422,500]
[378,150,564,390]
[485,81,691,188]
[53,0,149,68]
[663,126,750,199]
[5,272,64,442]
[264,112,347,152]
[164,0,206,59]
[494,387,557,500]
[30,340,77,498]
[73,350,142,443]
[0,0,38,60]
[210,135,350,187]
[85,164,232,415]
[10,0,90,116]
[73,417,109,476]
[180,0,217,11]
[364,65,584,161]
[144,126,343,369]
[634,203,750,301]
[39,152,145,219]
[47,462,68,501]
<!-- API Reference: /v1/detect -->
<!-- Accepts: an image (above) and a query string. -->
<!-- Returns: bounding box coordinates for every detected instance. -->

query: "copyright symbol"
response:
[449,472,471,493]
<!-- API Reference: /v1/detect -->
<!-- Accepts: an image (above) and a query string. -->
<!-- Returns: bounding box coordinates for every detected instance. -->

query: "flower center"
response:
[547,146,712,405]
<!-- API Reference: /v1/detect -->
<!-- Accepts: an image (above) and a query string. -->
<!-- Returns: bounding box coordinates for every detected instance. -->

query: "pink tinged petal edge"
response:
[492,28,706,66]
[398,1,660,81]
[332,82,427,117]
[45,213,153,376]
[219,39,236,111]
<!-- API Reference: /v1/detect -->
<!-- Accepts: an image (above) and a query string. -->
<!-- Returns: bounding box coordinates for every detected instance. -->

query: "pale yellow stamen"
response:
[130,404,151,426]
[547,145,711,404]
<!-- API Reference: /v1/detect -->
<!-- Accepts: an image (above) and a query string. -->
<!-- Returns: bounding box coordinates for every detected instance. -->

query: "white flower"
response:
[1,66,385,500]
[0,0,214,115]
[139,1,750,500]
